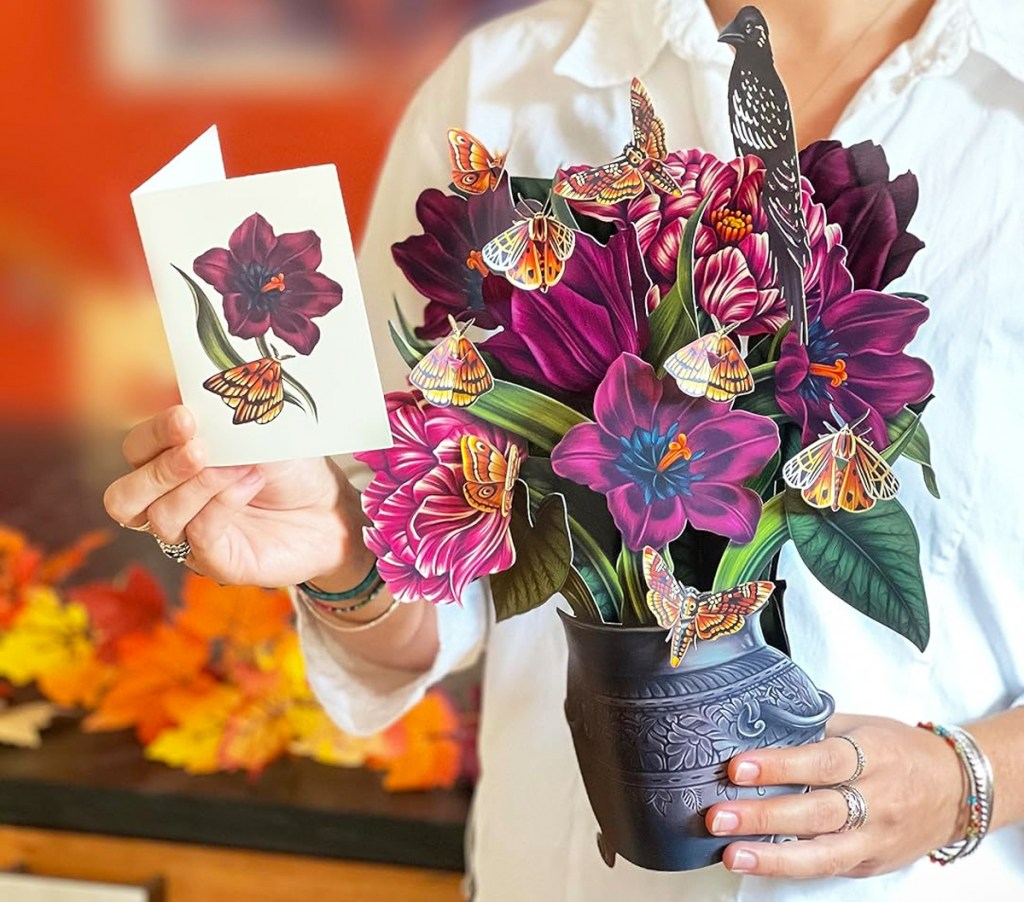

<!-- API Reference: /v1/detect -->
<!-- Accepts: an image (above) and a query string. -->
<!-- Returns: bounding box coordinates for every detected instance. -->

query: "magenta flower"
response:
[551,354,779,551]
[775,263,934,448]
[482,228,652,398]
[800,139,925,292]
[355,392,524,605]
[561,150,842,335]
[193,212,342,356]
[392,186,516,339]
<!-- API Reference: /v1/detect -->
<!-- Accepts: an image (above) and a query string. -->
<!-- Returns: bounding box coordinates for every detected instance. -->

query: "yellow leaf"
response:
[0,701,57,748]
[145,685,242,775]
[0,588,93,685]
[287,702,394,768]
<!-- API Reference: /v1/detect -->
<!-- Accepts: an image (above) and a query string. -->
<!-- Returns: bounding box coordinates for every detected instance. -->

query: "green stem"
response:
[616,547,656,626]
[749,362,778,384]
[712,492,789,590]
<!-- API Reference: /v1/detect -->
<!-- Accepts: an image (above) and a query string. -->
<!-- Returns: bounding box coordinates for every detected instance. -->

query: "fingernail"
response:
[711,811,740,834]
[733,761,760,784]
[730,849,757,873]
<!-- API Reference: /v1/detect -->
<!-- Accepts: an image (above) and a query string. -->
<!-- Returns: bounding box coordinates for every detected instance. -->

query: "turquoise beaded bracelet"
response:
[299,561,381,607]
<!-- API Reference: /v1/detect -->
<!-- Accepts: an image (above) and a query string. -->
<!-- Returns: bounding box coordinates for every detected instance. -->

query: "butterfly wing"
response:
[694,581,774,641]
[545,217,577,262]
[482,219,531,274]
[641,159,683,197]
[554,160,645,204]
[782,433,835,491]
[664,333,715,397]
[642,545,688,629]
[461,435,515,515]
[410,334,494,408]
[203,358,284,425]
[504,236,545,291]
[629,78,657,148]
[833,458,877,513]
[447,128,503,194]
[852,436,900,501]
[705,332,754,401]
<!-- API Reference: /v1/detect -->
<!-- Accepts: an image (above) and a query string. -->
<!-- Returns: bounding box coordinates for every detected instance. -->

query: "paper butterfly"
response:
[553,78,683,205]
[460,435,521,517]
[664,328,754,402]
[642,546,773,667]
[782,413,899,513]
[203,356,288,425]
[482,198,576,292]
[410,315,494,408]
[447,128,507,195]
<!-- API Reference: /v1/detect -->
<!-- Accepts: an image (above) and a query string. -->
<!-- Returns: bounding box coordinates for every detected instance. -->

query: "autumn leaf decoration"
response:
[0,524,466,788]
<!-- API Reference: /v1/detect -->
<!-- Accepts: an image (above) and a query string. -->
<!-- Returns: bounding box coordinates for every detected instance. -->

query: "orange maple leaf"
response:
[177,574,293,649]
[68,565,166,660]
[38,652,115,709]
[84,624,211,743]
[373,691,463,792]
[36,529,110,585]
[0,527,42,626]
[144,685,243,775]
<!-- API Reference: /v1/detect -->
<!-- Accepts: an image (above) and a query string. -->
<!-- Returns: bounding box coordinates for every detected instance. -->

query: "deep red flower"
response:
[193,213,342,356]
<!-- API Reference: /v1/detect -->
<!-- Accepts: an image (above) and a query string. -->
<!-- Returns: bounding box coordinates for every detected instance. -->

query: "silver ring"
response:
[835,734,866,783]
[156,537,192,563]
[833,783,868,832]
[120,519,153,533]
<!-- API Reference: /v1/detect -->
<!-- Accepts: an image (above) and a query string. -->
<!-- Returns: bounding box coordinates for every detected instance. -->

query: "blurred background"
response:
[0,2,532,899]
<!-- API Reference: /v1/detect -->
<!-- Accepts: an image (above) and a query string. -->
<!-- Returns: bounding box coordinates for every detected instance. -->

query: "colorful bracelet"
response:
[917,721,995,865]
[299,561,381,606]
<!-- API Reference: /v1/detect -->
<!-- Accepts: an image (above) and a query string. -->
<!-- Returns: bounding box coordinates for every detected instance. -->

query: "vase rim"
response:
[557,607,667,635]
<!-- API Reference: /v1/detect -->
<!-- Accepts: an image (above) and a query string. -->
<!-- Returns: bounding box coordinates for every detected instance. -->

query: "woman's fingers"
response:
[186,469,267,576]
[103,441,205,532]
[121,406,195,469]
[722,832,865,878]
[728,734,870,788]
[707,787,849,838]
[145,465,260,542]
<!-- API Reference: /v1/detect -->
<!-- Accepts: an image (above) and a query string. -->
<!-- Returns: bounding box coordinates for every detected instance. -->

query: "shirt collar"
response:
[554,0,1024,90]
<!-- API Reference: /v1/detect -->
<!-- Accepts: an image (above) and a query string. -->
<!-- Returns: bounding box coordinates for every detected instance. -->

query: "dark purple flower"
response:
[482,229,652,397]
[775,263,934,447]
[551,354,779,551]
[193,213,341,356]
[392,186,516,339]
[800,139,925,291]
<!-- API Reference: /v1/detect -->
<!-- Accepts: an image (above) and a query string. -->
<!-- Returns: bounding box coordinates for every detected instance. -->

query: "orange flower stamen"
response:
[466,250,489,276]
[710,207,754,244]
[808,359,849,388]
[260,273,286,293]
[657,433,693,472]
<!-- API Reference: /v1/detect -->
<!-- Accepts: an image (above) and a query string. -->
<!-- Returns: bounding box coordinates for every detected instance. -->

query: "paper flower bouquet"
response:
[359,6,937,872]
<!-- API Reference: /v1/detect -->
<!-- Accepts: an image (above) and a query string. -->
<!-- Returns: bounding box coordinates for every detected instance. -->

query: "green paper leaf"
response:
[712,492,789,590]
[645,197,712,371]
[732,384,787,422]
[783,492,930,651]
[616,547,656,626]
[466,381,589,451]
[174,265,307,416]
[746,449,781,499]
[885,406,940,499]
[490,492,573,622]
[392,296,434,354]
[559,566,604,623]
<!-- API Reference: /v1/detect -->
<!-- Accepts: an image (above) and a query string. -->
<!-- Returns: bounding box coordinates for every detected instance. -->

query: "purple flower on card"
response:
[775,264,934,447]
[561,150,842,336]
[392,186,516,339]
[193,212,342,356]
[356,392,523,605]
[551,354,779,551]
[800,139,925,292]
[481,228,652,397]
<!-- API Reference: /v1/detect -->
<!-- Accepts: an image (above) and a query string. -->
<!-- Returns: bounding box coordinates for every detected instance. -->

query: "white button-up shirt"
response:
[297,0,1024,897]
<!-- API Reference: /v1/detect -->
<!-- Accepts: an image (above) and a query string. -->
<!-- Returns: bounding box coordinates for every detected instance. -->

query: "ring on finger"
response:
[832,783,868,832]
[119,519,153,533]
[835,734,866,783]
[156,537,192,564]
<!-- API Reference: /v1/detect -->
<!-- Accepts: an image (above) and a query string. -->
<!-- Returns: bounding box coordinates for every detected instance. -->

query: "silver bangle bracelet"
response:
[300,589,402,634]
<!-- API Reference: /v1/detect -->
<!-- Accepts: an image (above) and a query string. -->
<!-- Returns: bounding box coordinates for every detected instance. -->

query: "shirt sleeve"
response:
[295,580,488,736]
[297,38,483,735]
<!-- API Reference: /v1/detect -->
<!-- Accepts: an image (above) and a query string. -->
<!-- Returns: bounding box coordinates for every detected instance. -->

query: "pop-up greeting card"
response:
[132,126,390,467]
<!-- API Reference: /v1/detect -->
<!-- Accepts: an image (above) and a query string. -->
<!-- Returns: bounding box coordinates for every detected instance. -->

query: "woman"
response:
[104,0,1024,897]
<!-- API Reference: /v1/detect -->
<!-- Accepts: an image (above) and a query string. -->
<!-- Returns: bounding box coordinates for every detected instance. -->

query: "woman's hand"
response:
[705,714,969,878]
[102,406,371,588]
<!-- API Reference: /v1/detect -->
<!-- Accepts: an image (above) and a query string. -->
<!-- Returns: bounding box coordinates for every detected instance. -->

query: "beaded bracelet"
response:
[299,561,381,607]
[917,721,995,864]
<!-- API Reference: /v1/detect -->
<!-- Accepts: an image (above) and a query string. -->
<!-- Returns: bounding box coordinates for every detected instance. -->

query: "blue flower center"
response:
[615,422,706,505]
[799,319,849,405]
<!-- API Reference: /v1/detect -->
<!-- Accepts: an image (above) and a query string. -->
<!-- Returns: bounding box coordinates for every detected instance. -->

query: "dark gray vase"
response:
[559,607,834,871]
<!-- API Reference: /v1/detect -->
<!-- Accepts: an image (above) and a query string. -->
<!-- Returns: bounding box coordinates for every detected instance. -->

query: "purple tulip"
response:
[481,228,652,398]
[775,263,934,448]
[392,186,516,339]
[800,139,926,291]
[551,354,779,551]
[355,393,523,605]
[193,212,342,356]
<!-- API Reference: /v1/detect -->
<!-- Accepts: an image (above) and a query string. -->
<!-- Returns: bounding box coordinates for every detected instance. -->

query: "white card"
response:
[131,126,391,467]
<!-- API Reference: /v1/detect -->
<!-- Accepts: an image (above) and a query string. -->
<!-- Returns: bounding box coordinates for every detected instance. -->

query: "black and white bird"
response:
[720,6,810,343]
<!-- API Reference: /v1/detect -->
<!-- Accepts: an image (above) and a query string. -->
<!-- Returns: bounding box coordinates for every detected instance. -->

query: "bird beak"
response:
[718,26,744,46]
